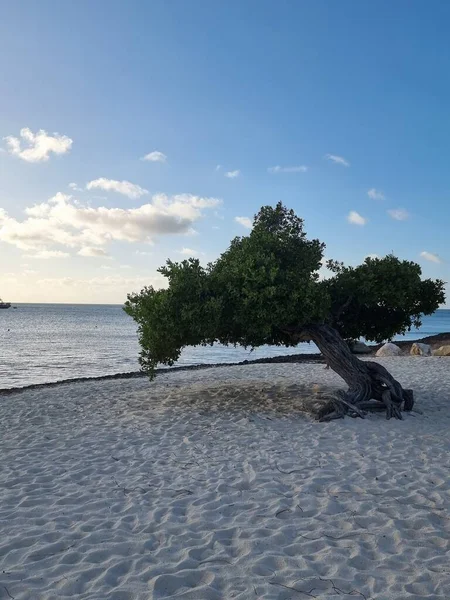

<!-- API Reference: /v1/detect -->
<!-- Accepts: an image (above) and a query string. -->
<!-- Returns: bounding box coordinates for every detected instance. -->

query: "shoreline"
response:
[2,331,449,397]
[0,353,324,396]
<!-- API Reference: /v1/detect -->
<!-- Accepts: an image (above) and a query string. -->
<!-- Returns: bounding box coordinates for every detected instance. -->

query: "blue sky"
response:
[0,0,449,304]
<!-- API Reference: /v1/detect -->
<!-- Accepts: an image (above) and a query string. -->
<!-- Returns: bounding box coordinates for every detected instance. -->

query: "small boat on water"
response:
[0,298,12,309]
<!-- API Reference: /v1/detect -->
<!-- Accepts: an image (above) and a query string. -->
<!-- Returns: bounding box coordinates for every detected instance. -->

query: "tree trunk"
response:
[299,324,414,421]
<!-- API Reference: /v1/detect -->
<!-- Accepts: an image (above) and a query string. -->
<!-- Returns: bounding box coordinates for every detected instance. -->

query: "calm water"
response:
[1,304,449,389]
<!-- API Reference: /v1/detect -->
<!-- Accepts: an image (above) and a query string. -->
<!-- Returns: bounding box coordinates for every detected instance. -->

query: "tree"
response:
[125,203,445,421]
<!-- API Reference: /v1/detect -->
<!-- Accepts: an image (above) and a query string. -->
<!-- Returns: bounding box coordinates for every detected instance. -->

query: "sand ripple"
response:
[1,358,450,599]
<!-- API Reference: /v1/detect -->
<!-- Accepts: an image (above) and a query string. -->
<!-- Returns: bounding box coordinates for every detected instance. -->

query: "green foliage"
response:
[207,204,327,347]
[125,258,217,371]
[124,202,446,376]
[324,255,446,342]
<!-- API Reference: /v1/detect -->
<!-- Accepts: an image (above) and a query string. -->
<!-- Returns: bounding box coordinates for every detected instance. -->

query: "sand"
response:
[1,357,449,600]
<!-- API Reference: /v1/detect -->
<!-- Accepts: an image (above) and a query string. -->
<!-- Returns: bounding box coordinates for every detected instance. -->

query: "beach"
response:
[1,357,449,600]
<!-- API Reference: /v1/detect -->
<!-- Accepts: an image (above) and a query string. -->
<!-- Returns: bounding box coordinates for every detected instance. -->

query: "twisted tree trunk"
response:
[295,324,414,421]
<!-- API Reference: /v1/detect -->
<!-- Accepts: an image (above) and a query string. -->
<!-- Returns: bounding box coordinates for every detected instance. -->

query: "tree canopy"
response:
[125,203,445,378]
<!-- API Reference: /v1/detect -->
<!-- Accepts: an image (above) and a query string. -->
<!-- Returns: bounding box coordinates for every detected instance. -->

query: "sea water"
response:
[1,303,449,389]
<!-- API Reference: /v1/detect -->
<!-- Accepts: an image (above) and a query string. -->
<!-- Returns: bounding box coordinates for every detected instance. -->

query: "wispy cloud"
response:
[235,216,252,229]
[387,208,409,221]
[347,211,367,226]
[420,251,442,264]
[68,182,84,192]
[225,170,240,179]
[141,151,167,163]
[86,178,148,199]
[325,154,350,167]
[186,228,199,236]
[3,127,73,163]
[178,247,201,257]
[367,188,385,200]
[215,164,222,171]
[268,165,308,174]
[77,246,110,258]
[26,250,70,259]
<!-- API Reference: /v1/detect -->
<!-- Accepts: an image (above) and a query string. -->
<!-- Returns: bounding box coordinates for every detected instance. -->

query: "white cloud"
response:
[0,192,221,253]
[420,251,442,264]
[317,257,333,281]
[235,216,253,229]
[347,211,367,226]
[325,154,350,167]
[141,151,167,163]
[24,202,53,218]
[225,170,240,179]
[387,208,409,221]
[3,127,73,163]
[178,247,199,256]
[26,250,70,259]
[78,246,110,258]
[69,182,84,192]
[215,164,222,171]
[135,250,152,256]
[367,188,385,200]
[268,165,308,174]
[86,178,148,199]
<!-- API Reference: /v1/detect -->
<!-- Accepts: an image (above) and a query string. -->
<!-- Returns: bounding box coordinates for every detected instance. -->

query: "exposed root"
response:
[334,390,366,419]
[317,374,412,422]
[357,401,386,411]
[403,388,414,411]
[318,409,344,422]
[293,323,416,422]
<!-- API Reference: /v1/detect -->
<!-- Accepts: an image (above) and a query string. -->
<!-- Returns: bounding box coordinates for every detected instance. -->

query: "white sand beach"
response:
[1,357,449,600]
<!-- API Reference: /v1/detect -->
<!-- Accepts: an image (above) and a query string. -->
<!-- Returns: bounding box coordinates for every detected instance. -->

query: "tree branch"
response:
[333,294,354,322]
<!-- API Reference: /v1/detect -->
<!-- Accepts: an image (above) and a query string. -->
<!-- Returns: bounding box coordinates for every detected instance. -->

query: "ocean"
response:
[1,303,449,389]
